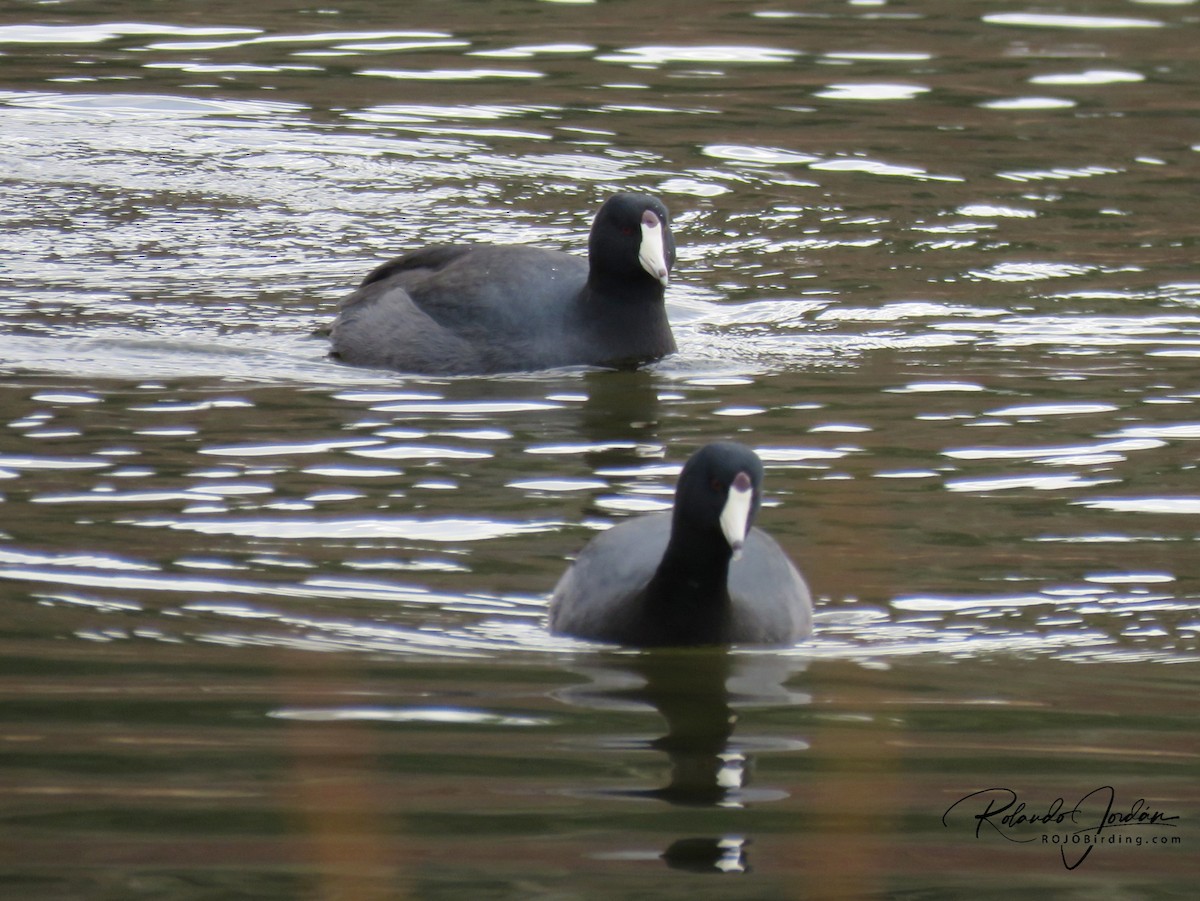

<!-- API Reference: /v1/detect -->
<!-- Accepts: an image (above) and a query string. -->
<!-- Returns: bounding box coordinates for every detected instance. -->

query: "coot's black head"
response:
[672,442,765,557]
[587,193,675,292]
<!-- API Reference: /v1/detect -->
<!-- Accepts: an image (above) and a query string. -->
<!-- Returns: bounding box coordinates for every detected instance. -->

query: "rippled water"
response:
[2,1,1198,897]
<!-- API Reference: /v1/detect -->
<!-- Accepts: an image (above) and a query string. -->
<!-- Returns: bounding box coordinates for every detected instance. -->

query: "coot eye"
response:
[710,477,723,492]
[620,226,635,236]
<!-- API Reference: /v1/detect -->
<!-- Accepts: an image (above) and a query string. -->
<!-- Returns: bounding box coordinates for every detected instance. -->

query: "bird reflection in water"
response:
[556,648,810,874]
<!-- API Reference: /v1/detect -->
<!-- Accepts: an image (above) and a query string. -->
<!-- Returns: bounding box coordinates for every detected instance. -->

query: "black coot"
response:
[548,442,813,647]
[329,193,677,375]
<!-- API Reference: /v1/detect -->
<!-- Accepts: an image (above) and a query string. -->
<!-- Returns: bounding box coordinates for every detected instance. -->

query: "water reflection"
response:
[660,835,750,875]
[2,0,1200,890]
[558,649,809,873]
[1,346,1195,663]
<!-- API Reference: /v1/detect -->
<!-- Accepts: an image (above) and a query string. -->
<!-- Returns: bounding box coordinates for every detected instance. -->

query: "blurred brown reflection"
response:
[783,669,902,900]
[275,650,407,901]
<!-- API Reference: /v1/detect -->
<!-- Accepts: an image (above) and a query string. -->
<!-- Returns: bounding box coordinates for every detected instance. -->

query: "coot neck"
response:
[641,525,734,645]
[576,275,675,363]
[580,267,667,317]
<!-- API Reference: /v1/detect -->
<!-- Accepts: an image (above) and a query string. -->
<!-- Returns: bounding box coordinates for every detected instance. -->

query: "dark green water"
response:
[1,0,1197,897]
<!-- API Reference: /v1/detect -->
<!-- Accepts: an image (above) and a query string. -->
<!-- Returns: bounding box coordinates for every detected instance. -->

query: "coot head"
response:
[588,193,675,291]
[672,441,765,559]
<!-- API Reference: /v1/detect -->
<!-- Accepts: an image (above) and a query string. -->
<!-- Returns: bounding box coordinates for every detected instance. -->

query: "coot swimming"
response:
[548,442,813,647]
[330,193,677,375]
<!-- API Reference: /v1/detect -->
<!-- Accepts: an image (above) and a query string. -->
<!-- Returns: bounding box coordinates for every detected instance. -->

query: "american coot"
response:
[549,442,814,648]
[329,193,677,375]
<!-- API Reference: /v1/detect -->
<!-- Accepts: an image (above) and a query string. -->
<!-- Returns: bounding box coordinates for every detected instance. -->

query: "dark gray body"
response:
[329,243,675,375]
[549,511,813,648]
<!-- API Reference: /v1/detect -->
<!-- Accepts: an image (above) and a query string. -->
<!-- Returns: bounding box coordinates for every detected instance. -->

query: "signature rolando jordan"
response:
[942,786,1180,869]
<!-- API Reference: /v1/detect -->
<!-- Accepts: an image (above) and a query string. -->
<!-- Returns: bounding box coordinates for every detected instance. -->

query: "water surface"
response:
[2,0,1198,897]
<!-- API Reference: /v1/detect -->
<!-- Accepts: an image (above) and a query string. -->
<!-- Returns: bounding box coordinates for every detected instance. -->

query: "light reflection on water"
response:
[2,362,1197,666]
